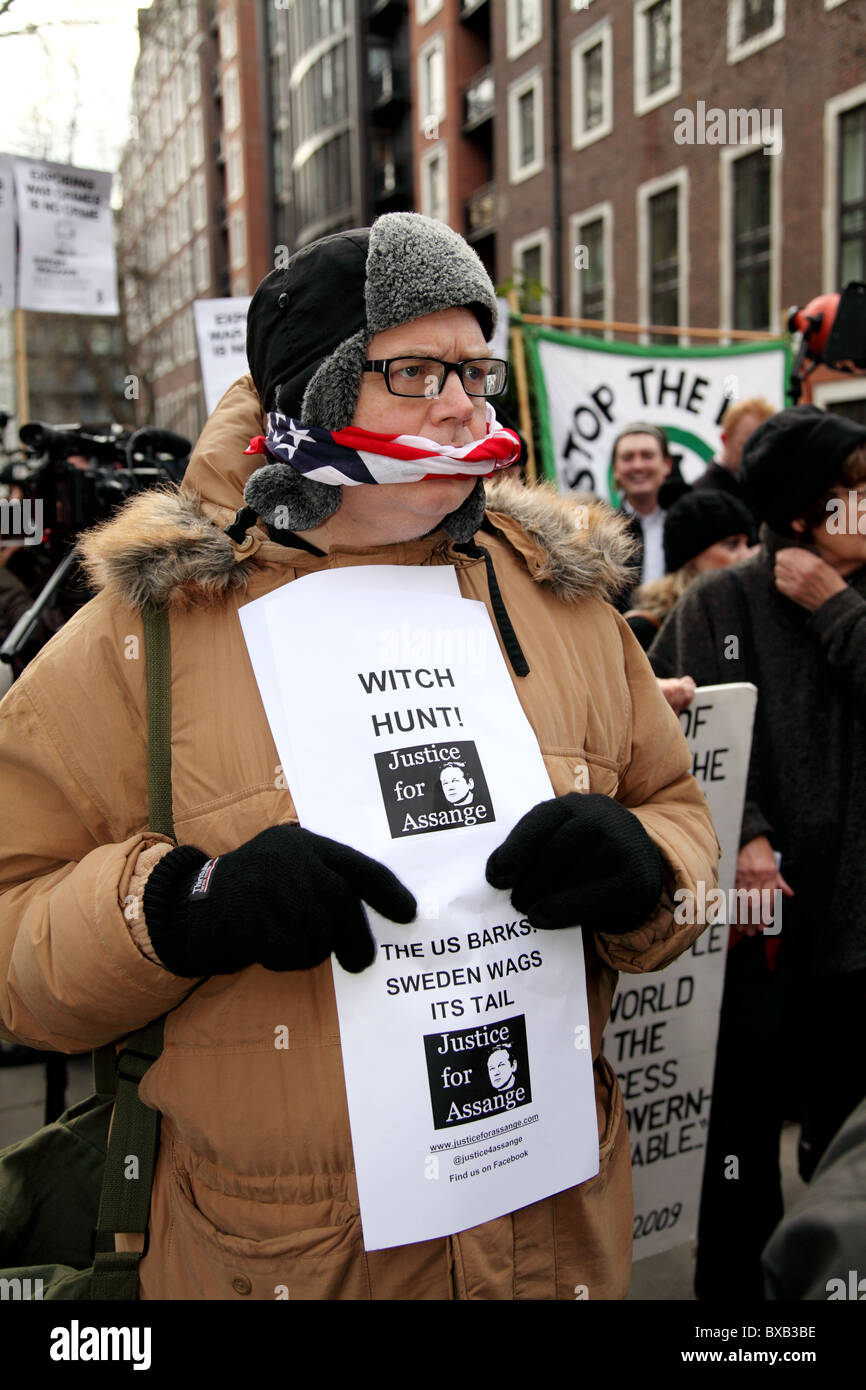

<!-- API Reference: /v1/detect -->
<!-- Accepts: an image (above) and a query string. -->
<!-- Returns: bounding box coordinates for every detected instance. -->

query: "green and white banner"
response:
[525,328,790,501]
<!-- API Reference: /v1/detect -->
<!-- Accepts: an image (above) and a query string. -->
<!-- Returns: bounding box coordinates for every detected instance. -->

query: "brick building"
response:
[410,0,866,402]
[119,0,271,440]
[119,0,866,436]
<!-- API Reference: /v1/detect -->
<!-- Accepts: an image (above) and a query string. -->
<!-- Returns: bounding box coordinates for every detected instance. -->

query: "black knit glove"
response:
[485,793,665,934]
[143,825,417,977]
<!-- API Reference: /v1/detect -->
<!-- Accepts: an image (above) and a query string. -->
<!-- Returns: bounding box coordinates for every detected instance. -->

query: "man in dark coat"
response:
[648,404,866,1299]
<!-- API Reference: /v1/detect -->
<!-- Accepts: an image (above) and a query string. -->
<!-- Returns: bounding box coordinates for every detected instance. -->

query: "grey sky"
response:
[0,0,151,176]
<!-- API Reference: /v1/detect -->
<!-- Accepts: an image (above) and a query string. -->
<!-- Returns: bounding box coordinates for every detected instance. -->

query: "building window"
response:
[227,140,244,201]
[637,169,688,344]
[634,0,681,116]
[572,20,613,149]
[224,67,241,132]
[219,6,238,61]
[189,109,204,167]
[421,145,448,223]
[648,188,679,341]
[511,229,551,316]
[185,53,201,104]
[293,0,345,49]
[195,235,210,294]
[181,247,194,303]
[178,125,190,182]
[731,150,771,329]
[296,43,348,144]
[168,201,179,255]
[507,0,542,60]
[229,211,247,270]
[727,0,785,63]
[418,36,445,132]
[508,69,544,183]
[295,131,352,232]
[172,69,184,126]
[192,172,207,232]
[824,84,866,291]
[416,0,443,22]
[570,205,613,335]
[179,189,192,245]
[840,103,866,284]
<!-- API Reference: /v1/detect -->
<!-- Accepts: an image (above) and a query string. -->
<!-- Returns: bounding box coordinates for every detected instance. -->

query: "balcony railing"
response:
[463,68,494,130]
[466,181,496,240]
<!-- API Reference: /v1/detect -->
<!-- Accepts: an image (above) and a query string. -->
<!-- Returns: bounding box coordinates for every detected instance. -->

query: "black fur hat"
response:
[243,213,500,542]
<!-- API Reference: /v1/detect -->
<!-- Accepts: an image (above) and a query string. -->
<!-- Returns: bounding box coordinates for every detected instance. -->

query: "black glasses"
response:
[363,357,508,398]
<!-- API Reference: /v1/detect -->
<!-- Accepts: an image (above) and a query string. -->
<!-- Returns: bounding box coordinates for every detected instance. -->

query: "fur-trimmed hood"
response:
[78,375,636,613]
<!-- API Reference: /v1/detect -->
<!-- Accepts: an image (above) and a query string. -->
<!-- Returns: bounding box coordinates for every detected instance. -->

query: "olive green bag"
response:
[0,605,174,1299]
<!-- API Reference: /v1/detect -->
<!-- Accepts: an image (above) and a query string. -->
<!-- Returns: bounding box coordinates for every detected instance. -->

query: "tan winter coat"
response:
[0,377,719,1300]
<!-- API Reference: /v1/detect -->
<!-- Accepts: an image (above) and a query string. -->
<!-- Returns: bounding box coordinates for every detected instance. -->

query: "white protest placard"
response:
[604,682,757,1260]
[0,153,16,310]
[193,297,251,415]
[13,158,118,315]
[527,332,787,499]
[240,568,597,1251]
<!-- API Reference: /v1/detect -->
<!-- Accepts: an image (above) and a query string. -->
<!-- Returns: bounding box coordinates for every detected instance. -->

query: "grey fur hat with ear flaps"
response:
[243,213,500,543]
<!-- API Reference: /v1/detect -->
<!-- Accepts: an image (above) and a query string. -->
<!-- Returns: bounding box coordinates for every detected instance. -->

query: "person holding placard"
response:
[648,404,866,1300]
[0,214,719,1300]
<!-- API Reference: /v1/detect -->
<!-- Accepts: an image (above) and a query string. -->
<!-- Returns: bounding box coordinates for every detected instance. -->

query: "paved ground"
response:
[0,1052,807,1300]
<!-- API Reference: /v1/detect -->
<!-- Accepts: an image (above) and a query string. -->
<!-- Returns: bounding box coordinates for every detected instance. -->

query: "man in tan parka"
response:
[0,214,719,1299]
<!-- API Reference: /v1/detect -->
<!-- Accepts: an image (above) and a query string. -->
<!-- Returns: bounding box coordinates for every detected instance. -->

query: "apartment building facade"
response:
[119,0,270,440]
[120,0,417,438]
[411,0,866,413]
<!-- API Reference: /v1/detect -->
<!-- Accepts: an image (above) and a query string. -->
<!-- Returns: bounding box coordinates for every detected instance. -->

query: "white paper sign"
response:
[605,682,757,1260]
[193,297,252,414]
[13,158,118,315]
[0,154,16,310]
[240,568,597,1251]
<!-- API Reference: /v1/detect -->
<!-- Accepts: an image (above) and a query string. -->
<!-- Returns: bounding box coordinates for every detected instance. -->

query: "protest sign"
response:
[525,330,788,499]
[0,153,15,310]
[193,297,251,414]
[240,567,597,1251]
[13,158,118,315]
[605,682,757,1260]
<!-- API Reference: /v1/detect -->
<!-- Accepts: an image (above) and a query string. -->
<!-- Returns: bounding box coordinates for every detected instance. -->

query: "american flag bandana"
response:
[244,404,521,486]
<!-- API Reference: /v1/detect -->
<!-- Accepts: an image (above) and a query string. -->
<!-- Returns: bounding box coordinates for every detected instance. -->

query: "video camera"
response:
[0,421,191,671]
[2,421,190,536]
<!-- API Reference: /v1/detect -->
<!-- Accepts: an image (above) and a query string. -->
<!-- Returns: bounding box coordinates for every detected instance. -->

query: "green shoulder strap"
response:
[90,603,174,1299]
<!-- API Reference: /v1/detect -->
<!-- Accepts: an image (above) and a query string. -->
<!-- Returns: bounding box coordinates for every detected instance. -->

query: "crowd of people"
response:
[0,211,863,1302]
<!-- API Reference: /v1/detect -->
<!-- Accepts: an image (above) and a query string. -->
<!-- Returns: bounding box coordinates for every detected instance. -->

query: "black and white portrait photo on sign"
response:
[423,1015,533,1130]
[374,739,495,838]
